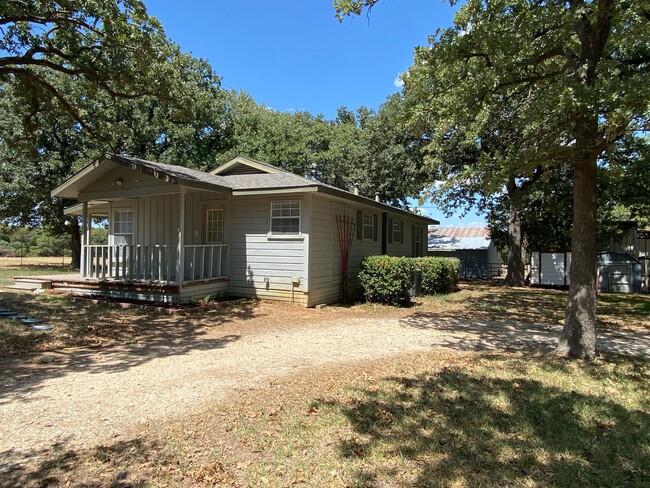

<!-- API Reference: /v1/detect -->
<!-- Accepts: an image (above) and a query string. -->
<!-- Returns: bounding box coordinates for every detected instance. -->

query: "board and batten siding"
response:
[109,191,228,248]
[228,194,308,304]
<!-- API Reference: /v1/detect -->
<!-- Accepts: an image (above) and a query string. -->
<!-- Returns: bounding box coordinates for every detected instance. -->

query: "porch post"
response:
[81,201,88,277]
[177,190,186,288]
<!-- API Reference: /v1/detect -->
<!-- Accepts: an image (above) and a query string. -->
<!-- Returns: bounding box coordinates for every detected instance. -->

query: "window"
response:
[357,210,378,241]
[391,220,403,244]
[362,211,375,240]
[412,225,424,257]
[206,209,224,243]
[112,210,133,245]
[270,200,301,236]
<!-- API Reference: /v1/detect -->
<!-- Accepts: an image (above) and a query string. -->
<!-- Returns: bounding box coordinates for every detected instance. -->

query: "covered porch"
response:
[52,154,234,303]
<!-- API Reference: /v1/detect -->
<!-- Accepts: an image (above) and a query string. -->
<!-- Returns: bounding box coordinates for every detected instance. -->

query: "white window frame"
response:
[392,219,403,244]
[111,209,134,246]
[362,211,375,240]
[268,199,302,238]
[205,208,224,243]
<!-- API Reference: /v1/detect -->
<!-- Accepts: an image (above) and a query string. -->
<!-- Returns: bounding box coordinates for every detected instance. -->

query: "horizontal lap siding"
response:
[308,197,342,306]
[309,196,386,306]
[229,195,306,303]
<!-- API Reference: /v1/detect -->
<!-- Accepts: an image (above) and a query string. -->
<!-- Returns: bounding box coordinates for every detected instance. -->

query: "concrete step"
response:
[8,278,52,291]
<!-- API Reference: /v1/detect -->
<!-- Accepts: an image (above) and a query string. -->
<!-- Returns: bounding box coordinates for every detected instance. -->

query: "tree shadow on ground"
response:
[0,292,261,400]
[1,436,163,488]
[316,356,650,487]
[401,313,650,358]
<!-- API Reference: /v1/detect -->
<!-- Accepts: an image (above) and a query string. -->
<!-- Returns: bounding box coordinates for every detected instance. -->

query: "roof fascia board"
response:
[51,156,107,198]
[106,153,232,193]
[316,186,438,224]
[232,186,319,196]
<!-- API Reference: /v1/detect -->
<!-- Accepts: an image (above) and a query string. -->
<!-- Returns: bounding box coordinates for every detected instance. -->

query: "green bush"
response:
[416,257,459,294]
[359,256,459,306]
[359,256,416,306]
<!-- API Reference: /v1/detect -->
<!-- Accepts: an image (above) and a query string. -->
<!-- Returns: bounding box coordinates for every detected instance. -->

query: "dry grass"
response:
[1,278,649,358]
[0,257,73,287]
[7,351,649,487]
[3,268,650,487]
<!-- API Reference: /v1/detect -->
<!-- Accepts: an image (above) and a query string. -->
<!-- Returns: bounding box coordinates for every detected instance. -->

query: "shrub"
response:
[416,257,459,294]
[359,256,416,306]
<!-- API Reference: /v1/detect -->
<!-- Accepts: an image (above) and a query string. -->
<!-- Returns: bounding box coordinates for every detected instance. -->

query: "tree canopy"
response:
[0,0,174,133]
[337,0,650,358]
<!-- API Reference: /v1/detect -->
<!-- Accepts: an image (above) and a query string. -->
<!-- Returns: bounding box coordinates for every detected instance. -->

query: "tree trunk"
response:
[69,218,81,269]
[505,179,525,286]
[555,123,598,359]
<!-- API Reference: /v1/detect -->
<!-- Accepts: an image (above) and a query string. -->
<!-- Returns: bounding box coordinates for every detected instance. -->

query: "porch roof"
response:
[52,153,233,199]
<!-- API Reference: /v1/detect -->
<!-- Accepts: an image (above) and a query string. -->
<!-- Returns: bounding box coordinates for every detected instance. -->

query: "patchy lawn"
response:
[3,272,650,486]
[7,351,649,487]
[1,281,649,357]
[0,259,73,287]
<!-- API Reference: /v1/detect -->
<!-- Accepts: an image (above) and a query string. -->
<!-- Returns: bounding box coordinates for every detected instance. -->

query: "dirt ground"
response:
[1,281,649,485]
[1,291,649,478]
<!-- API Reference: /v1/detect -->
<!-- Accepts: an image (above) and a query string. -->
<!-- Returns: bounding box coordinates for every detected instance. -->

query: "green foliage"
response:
[0,225,68,256]
[0,0,174,130]
[359,256,416,307]
[90,227,108,246]
[360,256,459,306]
[415,257,459,294]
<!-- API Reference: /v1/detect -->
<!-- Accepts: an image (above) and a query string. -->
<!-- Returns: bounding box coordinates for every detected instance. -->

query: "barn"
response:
[428,226,502,279]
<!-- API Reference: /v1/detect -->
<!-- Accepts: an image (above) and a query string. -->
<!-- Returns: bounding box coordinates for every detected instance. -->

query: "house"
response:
[427,226,502,279]
[42,153,436,305]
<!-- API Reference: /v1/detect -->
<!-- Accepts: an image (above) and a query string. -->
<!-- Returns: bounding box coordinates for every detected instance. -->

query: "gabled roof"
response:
[428,226,492,251]
[52,153,232,199]
[210,156,437,223]
[210,156,282,176]
[53,153,438,224]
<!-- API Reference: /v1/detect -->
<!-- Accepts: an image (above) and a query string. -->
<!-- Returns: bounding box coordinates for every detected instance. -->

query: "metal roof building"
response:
[428,226,502,279]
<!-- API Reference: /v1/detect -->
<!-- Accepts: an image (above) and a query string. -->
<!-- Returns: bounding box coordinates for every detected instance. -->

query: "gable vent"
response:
[218,163,268,176]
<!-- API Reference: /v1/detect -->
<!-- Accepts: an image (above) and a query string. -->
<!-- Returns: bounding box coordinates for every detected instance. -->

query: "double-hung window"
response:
[206,209,224,243]
[362,211,375,240]
[357,210,378,241]
[412,225,424,257]
[270,200,301,236]
[391,220,403,244]
[112,210,133,246]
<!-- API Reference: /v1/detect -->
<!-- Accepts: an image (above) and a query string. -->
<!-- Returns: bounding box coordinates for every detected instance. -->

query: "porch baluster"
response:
[121,246,127,279]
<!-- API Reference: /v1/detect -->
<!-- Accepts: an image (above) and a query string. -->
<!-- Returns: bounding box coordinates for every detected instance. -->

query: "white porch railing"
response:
[83,244,228,284]
[184,244,227,282]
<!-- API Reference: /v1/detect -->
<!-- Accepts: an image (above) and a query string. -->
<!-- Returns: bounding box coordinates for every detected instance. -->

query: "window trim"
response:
[205,208,224,244]
[268,199,302,239]
[391,219,403,244]
[362,210,376,241]
[111,208,134,246]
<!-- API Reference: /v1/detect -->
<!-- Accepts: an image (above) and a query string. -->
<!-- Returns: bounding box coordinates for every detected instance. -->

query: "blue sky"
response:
[144,0,486,226]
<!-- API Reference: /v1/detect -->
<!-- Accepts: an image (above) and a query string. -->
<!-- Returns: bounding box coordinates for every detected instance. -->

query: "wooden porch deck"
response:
[9,273,229,304]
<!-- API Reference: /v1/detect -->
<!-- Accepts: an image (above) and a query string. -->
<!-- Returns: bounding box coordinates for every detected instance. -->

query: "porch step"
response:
[7,278,53,291]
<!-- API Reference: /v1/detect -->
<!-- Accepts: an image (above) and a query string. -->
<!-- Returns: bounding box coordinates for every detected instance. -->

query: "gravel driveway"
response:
[1,311,648,469]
